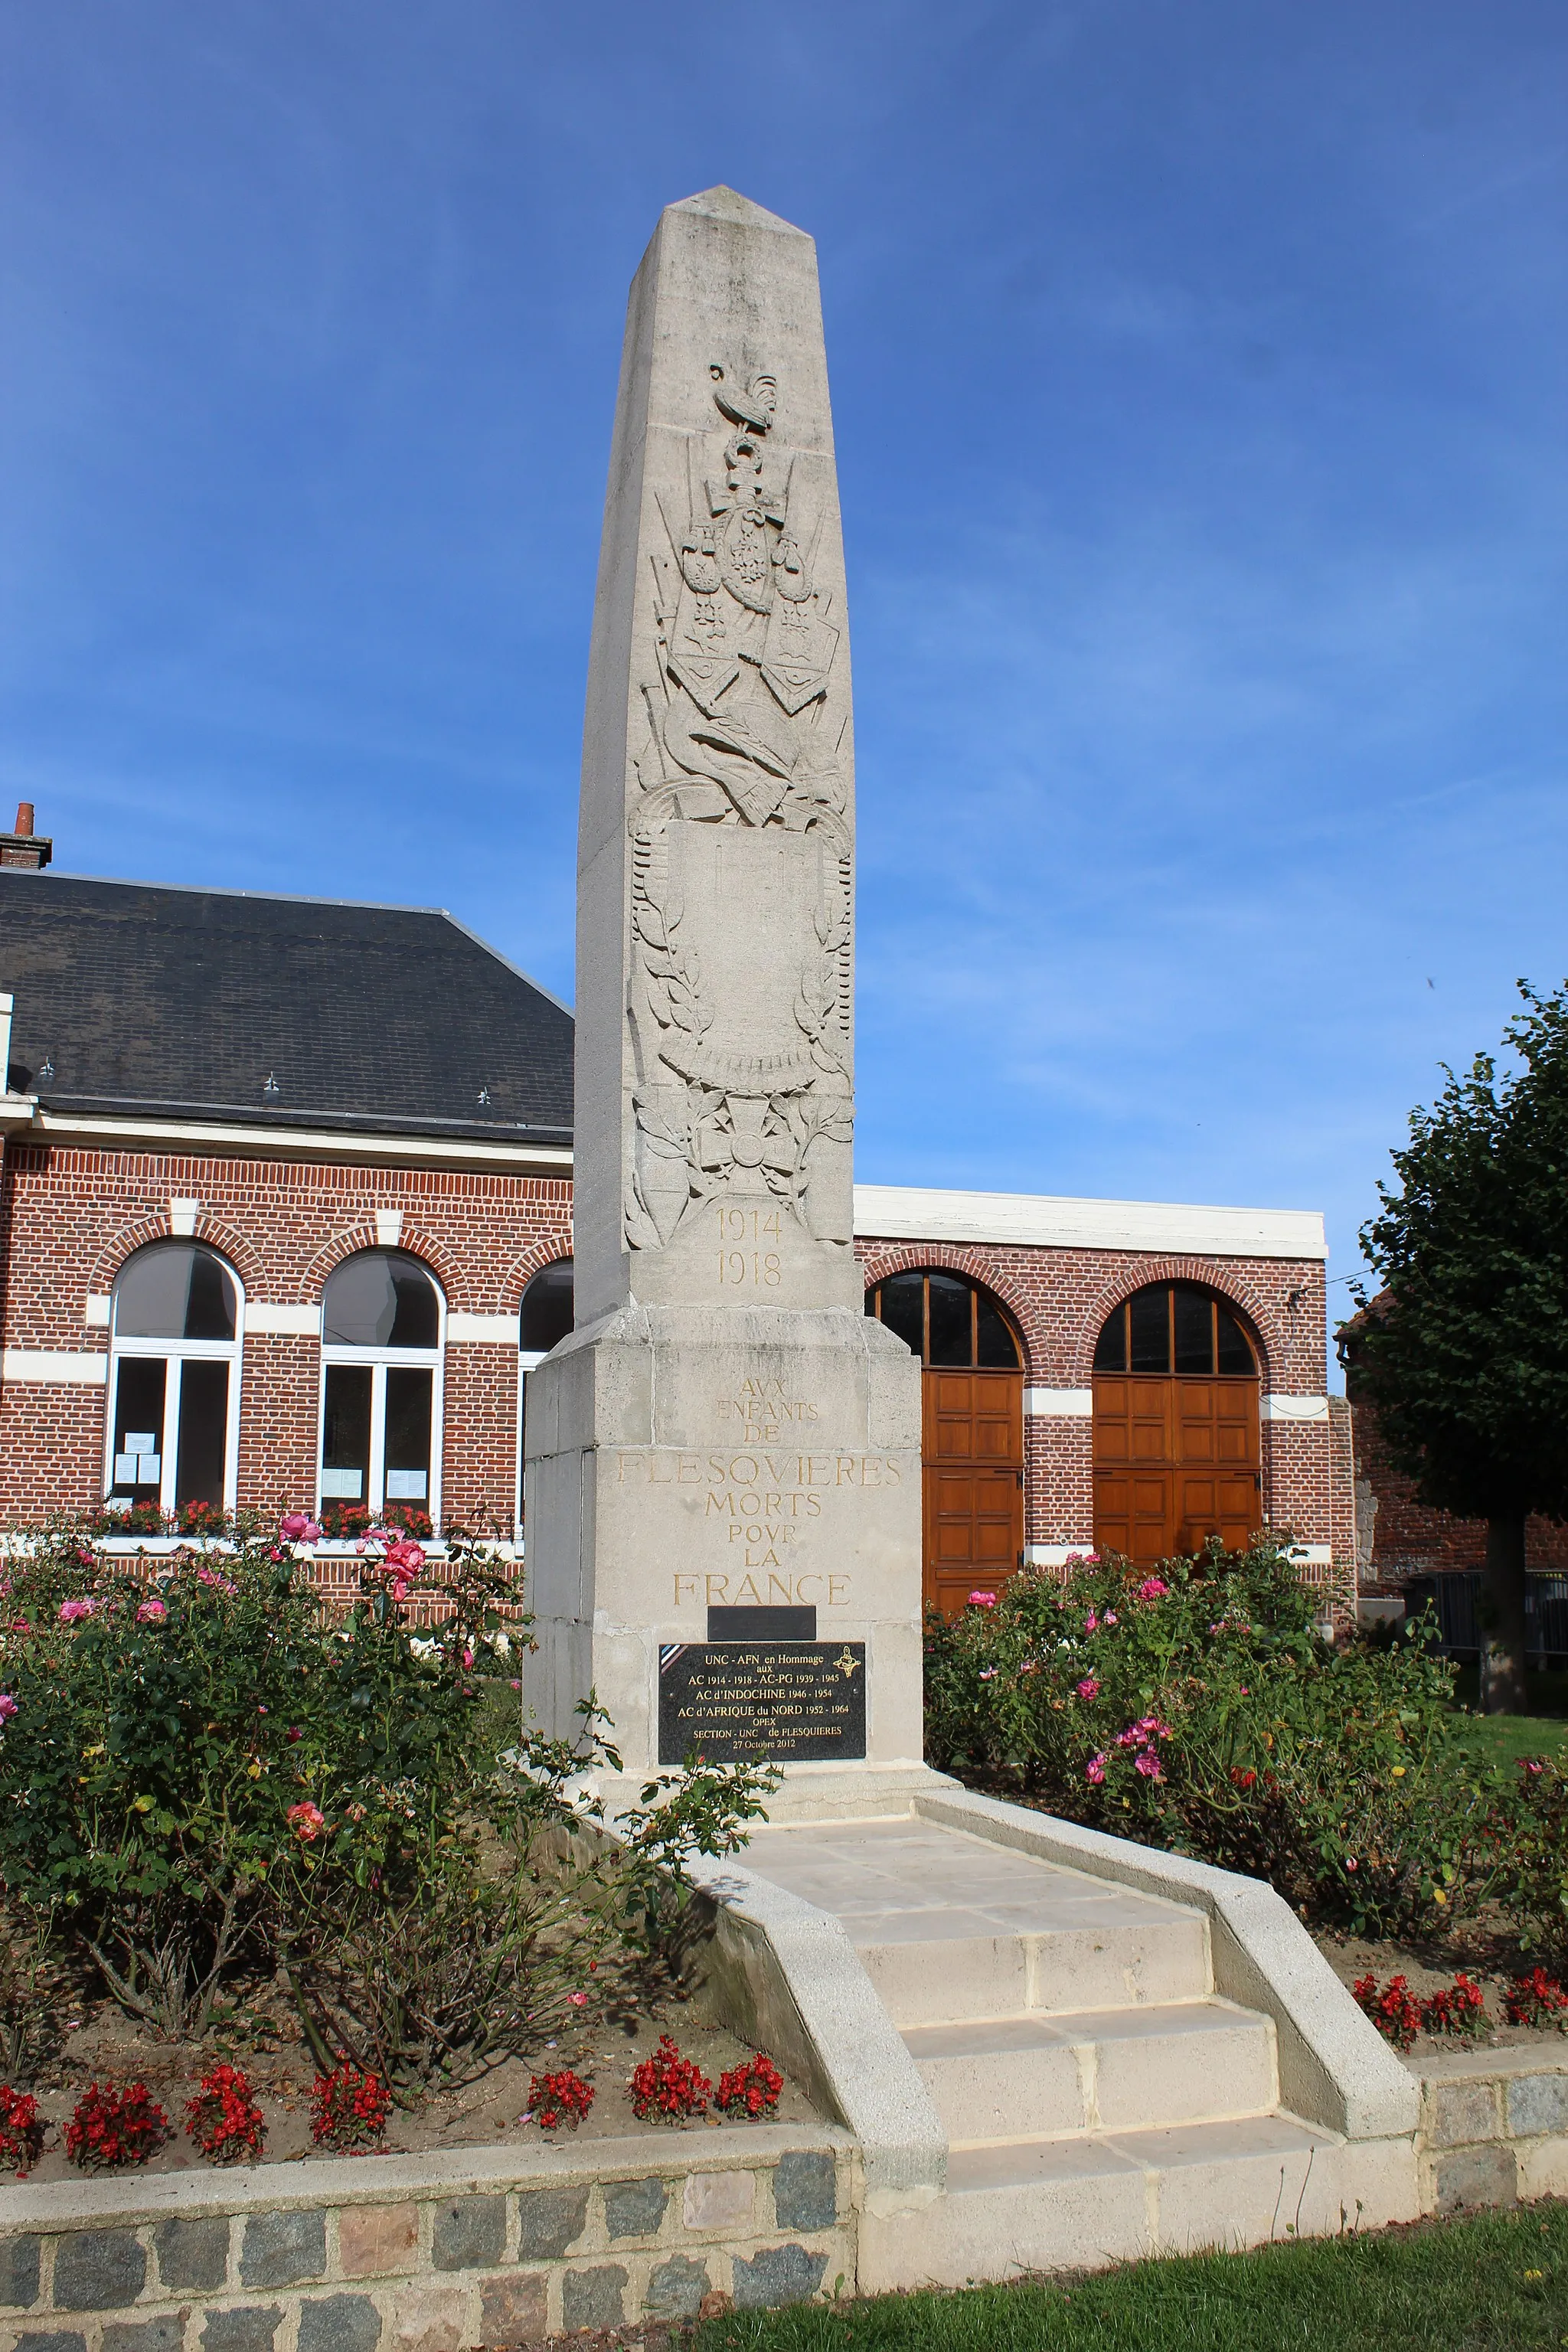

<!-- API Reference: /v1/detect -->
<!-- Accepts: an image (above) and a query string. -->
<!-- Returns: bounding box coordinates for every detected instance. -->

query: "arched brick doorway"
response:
[1092,1281,1261,1563]
[866,1269,1025,1619]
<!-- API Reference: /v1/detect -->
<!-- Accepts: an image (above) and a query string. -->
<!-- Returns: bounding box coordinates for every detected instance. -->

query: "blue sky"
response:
[2,2,1563,1369]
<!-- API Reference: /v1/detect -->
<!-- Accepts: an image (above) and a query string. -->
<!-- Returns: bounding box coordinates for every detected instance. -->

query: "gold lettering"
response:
[674,1575,697,1606]
[828,1576,850,1604]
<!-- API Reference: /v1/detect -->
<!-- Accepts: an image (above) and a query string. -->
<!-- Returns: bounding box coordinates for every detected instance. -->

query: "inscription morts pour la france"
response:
[522,188,926,1794]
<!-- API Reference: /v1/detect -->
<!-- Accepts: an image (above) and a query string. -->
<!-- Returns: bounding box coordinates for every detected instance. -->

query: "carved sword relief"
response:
[626,364,853,1255]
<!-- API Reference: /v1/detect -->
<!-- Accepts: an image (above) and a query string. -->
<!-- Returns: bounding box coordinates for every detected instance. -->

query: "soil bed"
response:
[21,1976,818,2181]
[1313,1923,1568,2060]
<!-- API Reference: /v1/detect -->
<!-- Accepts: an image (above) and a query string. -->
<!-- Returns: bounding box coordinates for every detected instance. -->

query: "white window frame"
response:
[104,1250,246,1517]
[317,1263,446,1528]
[514,1259,574,1544]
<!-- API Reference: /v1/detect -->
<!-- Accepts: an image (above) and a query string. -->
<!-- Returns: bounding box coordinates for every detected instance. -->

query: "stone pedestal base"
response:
[523,1302,924,1782]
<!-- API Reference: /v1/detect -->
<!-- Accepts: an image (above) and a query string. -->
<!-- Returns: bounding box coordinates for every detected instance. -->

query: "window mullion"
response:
[369,1363,387,1515]
[162,1357,181,1517]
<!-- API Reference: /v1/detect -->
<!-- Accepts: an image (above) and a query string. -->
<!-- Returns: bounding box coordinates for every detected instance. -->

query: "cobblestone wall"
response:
[0,2132,854,2352]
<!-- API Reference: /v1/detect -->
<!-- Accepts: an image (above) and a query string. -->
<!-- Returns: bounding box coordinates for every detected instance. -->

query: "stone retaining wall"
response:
[0,2129,855,2352]
[1415,2049,1568,2213]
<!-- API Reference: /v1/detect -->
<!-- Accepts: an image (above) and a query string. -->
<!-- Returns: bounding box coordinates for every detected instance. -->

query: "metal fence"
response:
[1404,1572,1568,1666]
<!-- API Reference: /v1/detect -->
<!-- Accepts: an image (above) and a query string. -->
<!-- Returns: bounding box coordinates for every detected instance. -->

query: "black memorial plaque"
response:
[658,1640,867,1765]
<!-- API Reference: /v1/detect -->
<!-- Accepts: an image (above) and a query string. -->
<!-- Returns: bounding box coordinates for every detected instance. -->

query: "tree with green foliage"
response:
[1351,982,1568,1713]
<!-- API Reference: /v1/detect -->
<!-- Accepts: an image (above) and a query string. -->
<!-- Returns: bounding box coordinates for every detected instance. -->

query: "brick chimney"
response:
[0,804,52,871]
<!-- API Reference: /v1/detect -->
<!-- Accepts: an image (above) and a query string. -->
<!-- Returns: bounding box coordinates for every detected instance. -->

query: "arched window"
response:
[318,1251,444,1530]
[106,1243,243,1522]
[1093,1282,1256,1377]
[517,1259,573,1532]
[865,1268,1021,1367]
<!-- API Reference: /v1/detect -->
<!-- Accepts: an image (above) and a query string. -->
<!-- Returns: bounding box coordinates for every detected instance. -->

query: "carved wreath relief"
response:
[626,365,853,1257]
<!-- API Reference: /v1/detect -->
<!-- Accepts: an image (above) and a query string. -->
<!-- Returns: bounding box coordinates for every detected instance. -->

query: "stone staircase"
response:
[742,1812,1384,2283]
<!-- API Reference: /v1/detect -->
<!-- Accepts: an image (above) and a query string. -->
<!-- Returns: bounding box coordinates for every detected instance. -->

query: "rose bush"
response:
[0,1517,777,2079]
[924,1540,1516,1939]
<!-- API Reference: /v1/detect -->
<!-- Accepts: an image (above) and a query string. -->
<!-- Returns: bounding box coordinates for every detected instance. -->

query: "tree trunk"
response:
[1479,1512,1528,1713]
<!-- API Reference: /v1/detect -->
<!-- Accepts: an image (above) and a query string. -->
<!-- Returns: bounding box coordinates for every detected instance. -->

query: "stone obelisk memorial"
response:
[524,187,928,1810]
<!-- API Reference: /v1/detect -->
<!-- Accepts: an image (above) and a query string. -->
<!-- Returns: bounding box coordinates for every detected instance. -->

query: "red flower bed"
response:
[1353,1970,1490,2051]
[715,2053,784,2118]
[1421,1971,1488,2040]
[185,2064,266,2164]
[528,2068,594,2131]
[628,2034,711,2122]
[0,2086,43,2177]
[310,2063,391,2152]
[66,2081,171,2170]
[1505,1966,1568,2027]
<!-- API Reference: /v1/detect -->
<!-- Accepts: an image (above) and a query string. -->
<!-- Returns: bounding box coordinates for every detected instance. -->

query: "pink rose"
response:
[1085,1753,1106,1785]
[1136,1577,1169,1602]
[967,1590,997,1609]
[287,1801,327,1842]
[979,1668,997,1681]
[1104,1610,1119,1625]
[280,1512,324,1544]
[58,1599,96,1623]
[567,1991,590,2006]
[384,1537,425,1575]
[136,1598,167,1623]
[0,1694,18,1725]
[1084,1611,1099,1632]
[1075,1677,1100,1700]
[1134,1751,1162,1780]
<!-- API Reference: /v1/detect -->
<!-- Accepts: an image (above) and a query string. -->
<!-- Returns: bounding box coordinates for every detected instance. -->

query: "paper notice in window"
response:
[137,1455,160,1482]
[113,1453,139,1483]
[385,1471,427,1500]
[319,1469,364,1499]
[124,1432,156,1453]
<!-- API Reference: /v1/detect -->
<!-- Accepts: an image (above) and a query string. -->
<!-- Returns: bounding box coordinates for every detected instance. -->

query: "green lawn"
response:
[1447,1667,1568,1772]
[697,2206,1568,2352]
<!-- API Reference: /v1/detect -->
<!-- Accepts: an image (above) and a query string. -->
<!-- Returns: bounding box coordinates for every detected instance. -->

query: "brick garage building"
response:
[0,839,1353,1609]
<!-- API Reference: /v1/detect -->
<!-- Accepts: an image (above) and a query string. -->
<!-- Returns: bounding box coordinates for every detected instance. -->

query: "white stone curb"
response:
[685,1854,946,2216]
[910,1785,1421,2143]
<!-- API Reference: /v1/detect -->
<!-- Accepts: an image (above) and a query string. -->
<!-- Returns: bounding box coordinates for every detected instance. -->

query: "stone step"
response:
[904,1998,1278,2140]
[848,1903,1210,2026]
[887,2113,1367,2285]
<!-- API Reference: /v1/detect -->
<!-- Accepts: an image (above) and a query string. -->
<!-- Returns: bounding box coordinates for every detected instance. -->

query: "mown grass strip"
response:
[696,2203,1568,2352]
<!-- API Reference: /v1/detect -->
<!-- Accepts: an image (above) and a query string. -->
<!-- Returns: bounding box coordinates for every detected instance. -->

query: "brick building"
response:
[0,832,1352,1612]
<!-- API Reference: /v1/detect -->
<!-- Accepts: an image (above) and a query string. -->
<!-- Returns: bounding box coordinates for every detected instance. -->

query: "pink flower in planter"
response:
[1136,1578,1169,1602]
[136,1598,167,1624]
[1085,1753,1106,1785]
[1075,1677,1100,1700]
[287,1802,327,1842]
[280,1512,323,1544]
[967,1590,997,1609]
[58,1599,96,1623]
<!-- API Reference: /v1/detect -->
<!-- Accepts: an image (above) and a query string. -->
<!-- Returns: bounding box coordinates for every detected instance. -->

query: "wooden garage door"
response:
[924,1370,1025,1621]
[1092,1283,1261,1564]
[864,1269,1026,1621]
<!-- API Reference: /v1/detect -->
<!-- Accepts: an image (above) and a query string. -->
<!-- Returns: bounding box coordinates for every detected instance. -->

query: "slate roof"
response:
[0,871,573,1143]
